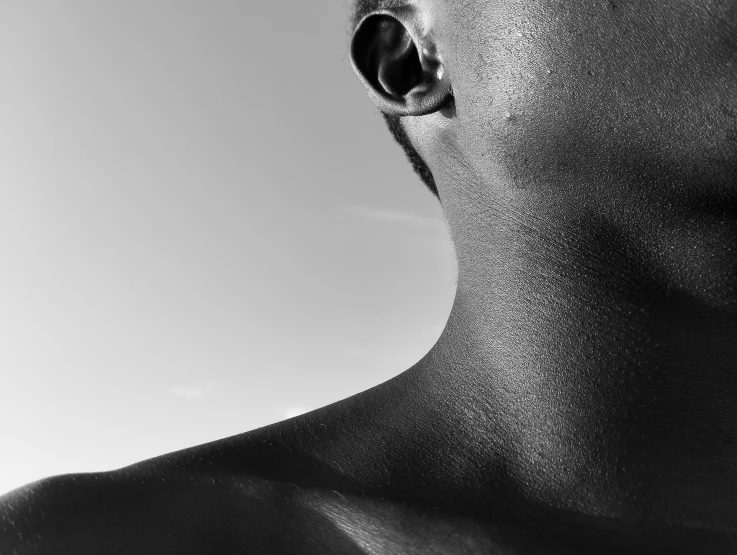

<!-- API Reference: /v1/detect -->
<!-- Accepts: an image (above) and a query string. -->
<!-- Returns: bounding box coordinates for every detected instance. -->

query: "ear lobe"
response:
[351,14,452,117]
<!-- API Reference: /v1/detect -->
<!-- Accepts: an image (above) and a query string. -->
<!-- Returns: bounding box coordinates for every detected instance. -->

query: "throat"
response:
[398,245,737,531]
[235,222,737,533]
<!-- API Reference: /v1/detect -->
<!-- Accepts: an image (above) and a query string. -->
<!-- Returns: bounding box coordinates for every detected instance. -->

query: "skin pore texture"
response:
[2,1,737,553]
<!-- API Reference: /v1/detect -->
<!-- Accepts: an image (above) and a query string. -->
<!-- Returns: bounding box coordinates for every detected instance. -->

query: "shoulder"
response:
[0,468,380,555]
[0,470,282,554]
[0,471,201,554]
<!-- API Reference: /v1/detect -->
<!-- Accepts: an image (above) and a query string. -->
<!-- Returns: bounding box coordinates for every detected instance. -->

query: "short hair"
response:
[381,113,439,198]
[351,0,440,200]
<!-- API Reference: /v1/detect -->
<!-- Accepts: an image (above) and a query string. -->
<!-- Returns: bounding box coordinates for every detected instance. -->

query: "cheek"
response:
[441,0,737,196]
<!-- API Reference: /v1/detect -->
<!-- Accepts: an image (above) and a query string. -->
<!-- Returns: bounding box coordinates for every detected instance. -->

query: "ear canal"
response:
[353,15,422,97]
[351,14,450,116]
[373,19,422,97]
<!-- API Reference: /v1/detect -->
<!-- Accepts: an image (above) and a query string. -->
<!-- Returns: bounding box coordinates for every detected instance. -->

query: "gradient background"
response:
[0,1,456,495]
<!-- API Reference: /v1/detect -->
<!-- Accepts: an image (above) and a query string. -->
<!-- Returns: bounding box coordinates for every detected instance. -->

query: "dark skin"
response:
[2,0,737,553]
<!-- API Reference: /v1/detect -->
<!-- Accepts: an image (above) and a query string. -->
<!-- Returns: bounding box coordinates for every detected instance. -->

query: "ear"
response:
[350,10,452,117]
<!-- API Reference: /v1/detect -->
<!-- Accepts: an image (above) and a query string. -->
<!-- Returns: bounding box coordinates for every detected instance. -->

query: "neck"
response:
[230,177,737,534]
[412,185,737,530]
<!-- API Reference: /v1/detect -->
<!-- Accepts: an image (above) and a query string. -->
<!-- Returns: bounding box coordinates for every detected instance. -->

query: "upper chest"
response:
[218,480,736,555]
[215,479,646,555]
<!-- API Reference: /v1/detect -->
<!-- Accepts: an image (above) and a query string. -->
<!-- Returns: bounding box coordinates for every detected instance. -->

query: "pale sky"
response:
[0,2,457,495]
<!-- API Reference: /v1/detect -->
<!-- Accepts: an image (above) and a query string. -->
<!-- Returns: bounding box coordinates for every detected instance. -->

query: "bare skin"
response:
[2,0,737,553]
